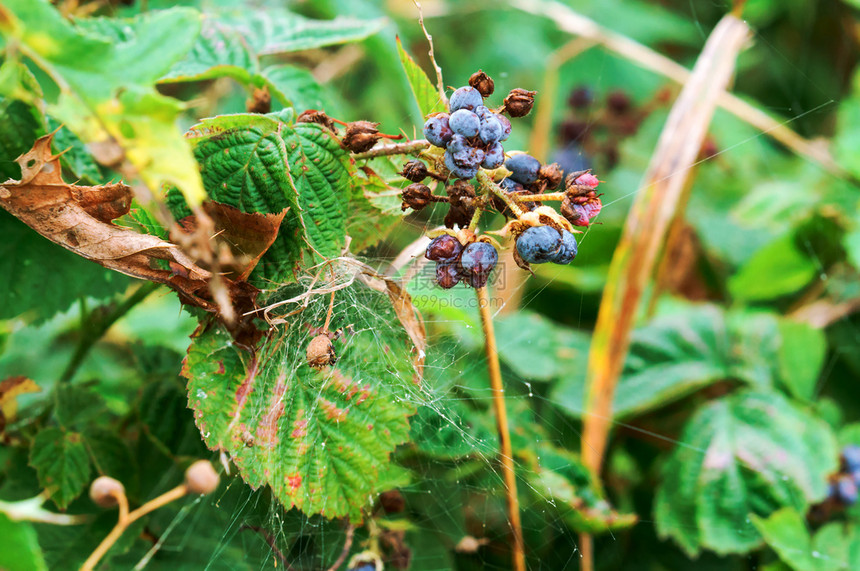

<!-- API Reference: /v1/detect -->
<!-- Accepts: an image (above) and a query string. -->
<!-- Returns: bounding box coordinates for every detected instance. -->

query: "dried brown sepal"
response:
[399,160,429,182]
[469,70,495,97]
[561,196,585,226]
[538,162,564,190]
[246,86,272,114]
[342,120,382,153]
[297,109,338,133]
[307,334,337,369]
[502,88,536,118]
[379,490,406,514]
[400,183,434,211]
[444,180,477,229]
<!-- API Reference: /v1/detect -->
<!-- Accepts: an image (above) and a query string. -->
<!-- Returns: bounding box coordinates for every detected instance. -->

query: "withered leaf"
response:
[178,202,287,282]
[0,376,40,440]
[0,133,260,324]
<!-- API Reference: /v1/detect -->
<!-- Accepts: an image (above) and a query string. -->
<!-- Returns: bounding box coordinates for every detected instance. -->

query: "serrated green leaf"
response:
[729,233,817,301]
[285,121,354,259]
[183,280,419,521]
[0,211,131,322]
[655,391,838,557]
[227,10,386,55]
[0,97,43,181]
[0,513,47,571]
[396,37,446,118]
[29,427,91,509]
[0,1,205,204]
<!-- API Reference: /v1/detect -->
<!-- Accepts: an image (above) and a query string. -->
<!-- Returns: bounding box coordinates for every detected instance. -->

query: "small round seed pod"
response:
[90,476,125,508]
[399,160,429,182]
[184,460,220,495]
[401,183,434,211]
[342,121,381,153]
[307,334,336,368]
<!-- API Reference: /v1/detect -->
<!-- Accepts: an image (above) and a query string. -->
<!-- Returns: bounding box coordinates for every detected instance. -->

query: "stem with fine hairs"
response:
[476,286,526,571]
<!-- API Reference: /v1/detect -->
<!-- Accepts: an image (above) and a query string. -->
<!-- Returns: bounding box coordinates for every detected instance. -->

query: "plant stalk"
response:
[351,139,430,160]
[476,286,526,571]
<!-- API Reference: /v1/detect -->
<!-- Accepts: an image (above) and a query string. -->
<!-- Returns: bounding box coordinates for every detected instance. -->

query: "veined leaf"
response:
[396,37,446,119]
[729,233,817,302]
[183,279,419,521]
[752,508,860,571]
[29,427,92,509]
[161,17,257,84]
[655,390,837,557]
[227,10,386,55]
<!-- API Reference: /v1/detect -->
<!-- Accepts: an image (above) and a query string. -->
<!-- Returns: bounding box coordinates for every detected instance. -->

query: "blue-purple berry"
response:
[459,242,498,288]
[449,86,483,112]
[426,234,463,261]
[837,476,859,505]
[452,146,485,169]
[499,177,524,192]
[479,115,503,145]
[423,114,452,148]
[516,226,562,264]
[506,153,541,185]
[474,105,493,121]
[496,114,512,141]
[449,109,480,138]
[843,445,860,473]
[482,143,504,169]
[550,229,578,264]
[445,150,478,180]
[435,262,460,289]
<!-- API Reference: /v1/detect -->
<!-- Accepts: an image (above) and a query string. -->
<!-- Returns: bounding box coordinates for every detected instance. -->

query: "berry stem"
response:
[467,204,484,231]
[518,191,566,202]
[351,139,431,160]
[476,170,525,218]
[81,484,189,571]
[476,286,526,571]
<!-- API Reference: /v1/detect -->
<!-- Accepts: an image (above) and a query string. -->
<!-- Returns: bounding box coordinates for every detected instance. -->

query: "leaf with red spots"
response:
[183,279,419,522]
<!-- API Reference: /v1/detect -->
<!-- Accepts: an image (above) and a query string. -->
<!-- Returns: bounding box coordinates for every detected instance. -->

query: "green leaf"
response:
[0,1,205,204]
[729,234,817,301]
[552,303,787,419]
[495,311,590,382]
[776,320,826,401]
[173,112,355,285]
[0,211,131,322]
[227,10,386,55]
[752,509,859,571]
[655,390,838,557]
[161,17,257,84]
[29,427,92,509]
[346,167,405,253]
[0,513,47,571]
[183,280,419,521]
[396,37,446,118]
[835,94,860,179]
[54,385,106,430]
[262,64,328,112]
[732,180,814,231]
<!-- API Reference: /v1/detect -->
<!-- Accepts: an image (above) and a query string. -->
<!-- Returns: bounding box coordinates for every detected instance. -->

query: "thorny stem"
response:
[467,204,484,232]
[520,191,566,202]
[59,282,159,384]
[476,170,524,218]
[351,139,431,160]
[81,484,188,571]
[476,286,526,571]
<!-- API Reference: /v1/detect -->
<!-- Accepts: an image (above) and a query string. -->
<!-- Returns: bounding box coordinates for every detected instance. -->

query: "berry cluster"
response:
[424,84,512,179]
[827,445,860,506]
[425,234,498,289]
